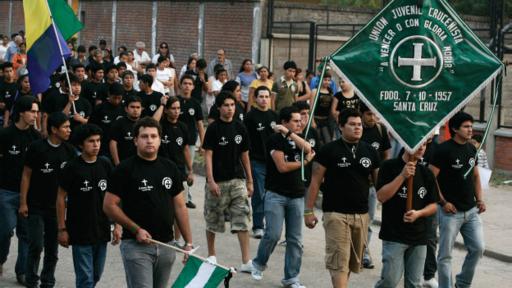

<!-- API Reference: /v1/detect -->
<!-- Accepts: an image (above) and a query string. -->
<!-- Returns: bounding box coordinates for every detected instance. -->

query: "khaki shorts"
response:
[204,178,251,233]
[323,212,369,273]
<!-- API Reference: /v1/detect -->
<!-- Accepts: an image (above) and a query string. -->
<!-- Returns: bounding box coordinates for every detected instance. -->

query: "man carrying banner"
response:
[430,112,485,288]
[103,117,193,288]
[374,141,438,288]
[251,106,314,288]
[305,108,380,288]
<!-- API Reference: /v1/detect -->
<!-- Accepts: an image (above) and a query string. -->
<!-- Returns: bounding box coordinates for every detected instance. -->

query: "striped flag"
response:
[23,0,83,94]
[172,255,230,288]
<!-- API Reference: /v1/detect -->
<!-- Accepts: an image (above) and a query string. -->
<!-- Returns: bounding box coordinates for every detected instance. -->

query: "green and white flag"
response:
[172,255,230,288]
[329,0,503,152]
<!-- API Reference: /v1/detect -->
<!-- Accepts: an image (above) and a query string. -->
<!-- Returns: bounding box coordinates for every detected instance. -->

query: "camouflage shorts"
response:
[204,178,251,233]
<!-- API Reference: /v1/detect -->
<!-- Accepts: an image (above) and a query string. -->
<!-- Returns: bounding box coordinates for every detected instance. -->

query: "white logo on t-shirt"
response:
[162,135,170,144]
[256,123,265,131]
[219,137,228,146]
[360,157,371,168]
[98,179,107,191]
[418,187,427,199]
[451,158,463,169]
[188,108,195,116]
[80,180,92,192]
[176,137,183,146]
[138,179,153,192]
[239,114,244,121]
[469,157,476,167]
[337,157,351,168]
[124,132,133,140]
[162,177,173,189]
[8,145,20,155]
[60,162,67,169]
[102,115,111,124]
[308,138,316,147]
[235,135,242,144]
[150,104,157,111]
[398,186,407,198]
[270,121,277,129]
[41,163,53,173]
[371,142,380,151]
[79,111,85,117]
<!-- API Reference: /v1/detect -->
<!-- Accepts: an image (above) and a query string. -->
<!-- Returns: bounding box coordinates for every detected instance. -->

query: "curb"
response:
[372,220,512,264]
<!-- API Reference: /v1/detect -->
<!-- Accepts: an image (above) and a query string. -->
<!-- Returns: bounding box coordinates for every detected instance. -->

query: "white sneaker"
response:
[285,283,306,288]
[423,278,438,288]
[206,256,217,265]
[253,229,264,239]
[239,260,253,273]
[251,263,263,281]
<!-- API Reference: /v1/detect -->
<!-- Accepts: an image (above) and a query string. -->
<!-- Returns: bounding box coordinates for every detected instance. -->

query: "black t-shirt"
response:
[316,139,380,214]
[59,156,113,245]
[0,81,17,112]
[42,89,68,114]
[334,92,361,112]
[178,96,203,145]
[314,91,333,118]
[208,102,246,123]
[159,119,189,175]
[110,117,137,161]
[301,127,321,186]
[82,81,107,107]
[89,101,126,155]
[139,90,163,117]
[265,133,306,198]
[0,125,41,191]
[362,123,391,160]
[24,139,76,213]
[202,119,249,182]
[109,156,184,242]
[243,108,278,162]
[69,97,92,131]
[431,139,478,211]
[377,158,438,245]
[123,88,138,101]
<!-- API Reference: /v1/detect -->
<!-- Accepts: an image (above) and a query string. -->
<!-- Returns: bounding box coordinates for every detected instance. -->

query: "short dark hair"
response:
[119,51,129,58]
[472,134,483,144]
[67,73,80,85]
[116,62,127,70]
[121,70,134,79]
[279,106,300,123]
[13,96,38,123]
[72,123,103,146]
[125,95,142,107]
[88,45,98,53]
[215,67,227,78]
[72,63,85,71]
[293,101,310,111]
[133,116,161,138]
[109,83,124,96]
[164,96,180,109]
[139,74,153,86]
[448,111,473,137]
[215,91,236,108]
[2,62,13,70]
[157,55,167,64]
[105,65,118,74]
[146,63,157,71]
[283,60,297,70]
[338,108,362,127]
[180,74,194,84]
[197,58,207,69]
[48,112,69,134]
[359,103,370,113]
[221,80,239,93]
[254,86,271,98]
[77,45,86,53]
[90,63,104,74]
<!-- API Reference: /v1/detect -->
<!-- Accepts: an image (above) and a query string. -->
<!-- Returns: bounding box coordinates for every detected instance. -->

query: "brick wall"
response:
[495,136,512,171]
[115,1,152,55]
[79,1,113,49]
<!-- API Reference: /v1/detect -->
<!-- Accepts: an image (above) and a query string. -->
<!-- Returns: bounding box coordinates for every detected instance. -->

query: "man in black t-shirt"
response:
[430,112,485,288]
[360,103,391,269]
[244,86,278,238]
[0,63,17,127]
[305,108,380,288]
[0,96,40,285]
[251,106,314,287]
[103,117,193,288]
[374,142,438,288]
[90,83,126,156]
[152,96,195,210]
[109,96,142,165]
[56,124,120,288]
[202,92,254,271]
[138,74,164,117]
[19,112,76,288]
[82,64,107,107]
[65,74,92,133]
[121,70,137,101]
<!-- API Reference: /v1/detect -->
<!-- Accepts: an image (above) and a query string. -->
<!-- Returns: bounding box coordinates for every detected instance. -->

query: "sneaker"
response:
[362,257,375,269]
[423,278,439,288]
[16,274,26,286]
[186,201,196,209]
[285,283,306,288]
[253,229,264,239]
[239,260,253,273]
[206,256,217,265]
[251,263,263,281]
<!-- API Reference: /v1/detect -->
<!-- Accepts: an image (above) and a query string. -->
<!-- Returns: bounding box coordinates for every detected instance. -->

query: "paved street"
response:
[1,175,511,287]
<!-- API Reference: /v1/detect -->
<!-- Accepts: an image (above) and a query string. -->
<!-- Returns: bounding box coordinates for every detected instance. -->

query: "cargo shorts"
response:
[204,178,251,233]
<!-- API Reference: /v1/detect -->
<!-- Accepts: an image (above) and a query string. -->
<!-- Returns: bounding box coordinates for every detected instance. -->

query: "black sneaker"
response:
[186,201,196,209]
[362,257,375,269]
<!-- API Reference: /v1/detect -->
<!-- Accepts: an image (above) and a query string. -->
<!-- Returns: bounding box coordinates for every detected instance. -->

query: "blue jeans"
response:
[26,212,59,288]
[437,206,484,288]
[72,243,107,288]
[251,160,266,231]
[365,186,377,260]
[375,241,426,288]
[120,239,176,288]
[253,191,304,286]
[0,189,29,275]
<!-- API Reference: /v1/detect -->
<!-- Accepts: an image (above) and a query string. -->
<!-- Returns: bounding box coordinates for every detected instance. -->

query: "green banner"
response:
[330,0,502,152]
